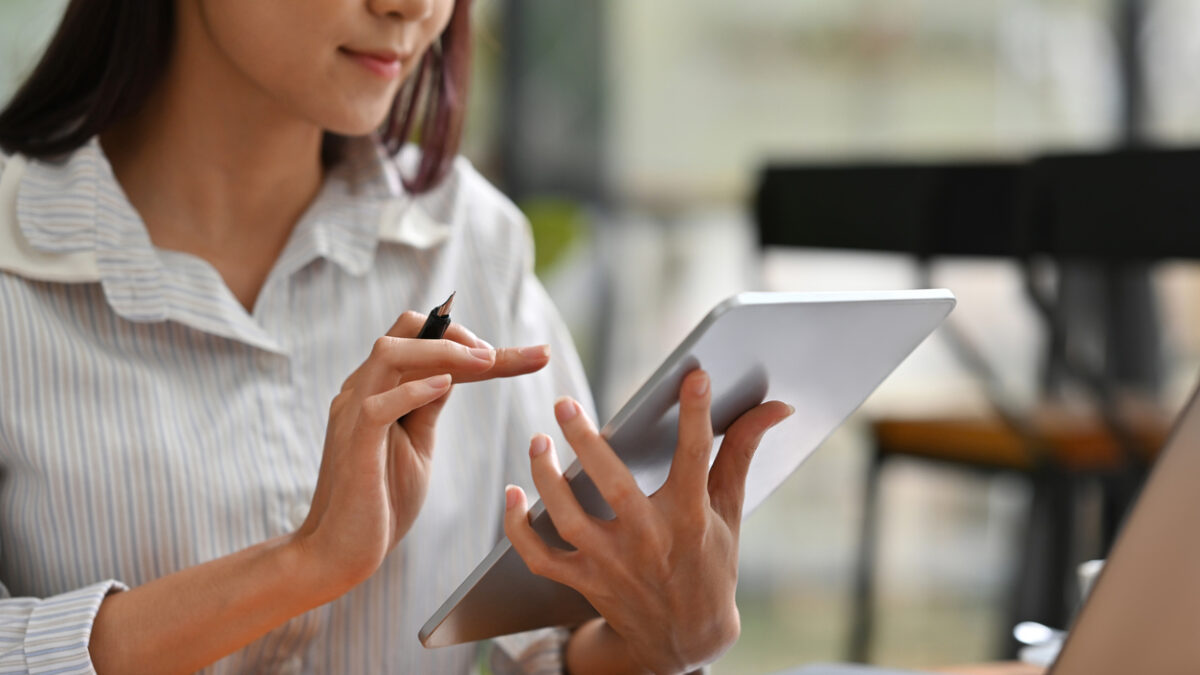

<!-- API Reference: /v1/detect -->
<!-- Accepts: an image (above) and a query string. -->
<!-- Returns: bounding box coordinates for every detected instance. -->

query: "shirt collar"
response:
[7,135,452,352]
[274,135,453,278]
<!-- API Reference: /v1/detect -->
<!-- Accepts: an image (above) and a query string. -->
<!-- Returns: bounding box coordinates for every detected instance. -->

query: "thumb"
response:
[707,401,794,527]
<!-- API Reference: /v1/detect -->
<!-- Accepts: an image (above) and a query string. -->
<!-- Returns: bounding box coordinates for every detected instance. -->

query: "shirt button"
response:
[289,501,310,530]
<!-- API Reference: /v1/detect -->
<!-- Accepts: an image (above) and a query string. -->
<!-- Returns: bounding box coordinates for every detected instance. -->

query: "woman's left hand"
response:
[504,369,793,674]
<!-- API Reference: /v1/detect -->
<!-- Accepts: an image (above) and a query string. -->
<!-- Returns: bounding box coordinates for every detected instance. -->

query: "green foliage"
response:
[521,197,589,278]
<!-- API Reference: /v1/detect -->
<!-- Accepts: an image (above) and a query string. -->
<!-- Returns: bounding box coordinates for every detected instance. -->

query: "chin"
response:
[323,114,389,138]
[312,97,395,138]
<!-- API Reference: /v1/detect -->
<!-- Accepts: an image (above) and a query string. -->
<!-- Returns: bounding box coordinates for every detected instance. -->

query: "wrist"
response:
[566,618,653,675]
[279,532,357,608]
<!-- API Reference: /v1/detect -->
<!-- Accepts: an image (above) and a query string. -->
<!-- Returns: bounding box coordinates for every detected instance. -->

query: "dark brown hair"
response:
[0,1,472,194]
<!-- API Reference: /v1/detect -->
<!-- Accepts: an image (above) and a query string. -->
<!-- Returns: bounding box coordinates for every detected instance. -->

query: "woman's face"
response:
[187,0,455,135]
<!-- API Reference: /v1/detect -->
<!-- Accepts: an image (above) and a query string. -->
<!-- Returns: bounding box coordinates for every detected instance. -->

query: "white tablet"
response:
[420,289,956,647]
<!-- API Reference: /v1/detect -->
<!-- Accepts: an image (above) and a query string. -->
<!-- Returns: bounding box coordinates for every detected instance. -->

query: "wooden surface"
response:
[932,663,1047,675]
[872,403,1170,472]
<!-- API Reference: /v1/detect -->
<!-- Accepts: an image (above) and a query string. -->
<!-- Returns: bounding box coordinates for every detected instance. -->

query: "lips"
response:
[339,47,405,79]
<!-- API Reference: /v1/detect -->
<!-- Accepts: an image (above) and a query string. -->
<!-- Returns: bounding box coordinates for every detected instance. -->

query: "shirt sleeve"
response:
[488,627,571,675]
[0,579,128,675]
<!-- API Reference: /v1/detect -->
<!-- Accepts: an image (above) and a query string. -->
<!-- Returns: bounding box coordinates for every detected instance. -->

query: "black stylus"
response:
[398,292,455,424]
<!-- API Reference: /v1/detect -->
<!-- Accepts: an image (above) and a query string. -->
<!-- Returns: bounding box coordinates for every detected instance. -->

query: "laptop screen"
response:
[1051,385,1200,674]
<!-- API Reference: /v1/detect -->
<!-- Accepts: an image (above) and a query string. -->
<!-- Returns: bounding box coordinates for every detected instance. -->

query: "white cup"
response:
[1078,559,1105,604]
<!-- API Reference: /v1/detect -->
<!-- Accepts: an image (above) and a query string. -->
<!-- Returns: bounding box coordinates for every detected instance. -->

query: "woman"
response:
[0,1,791,673]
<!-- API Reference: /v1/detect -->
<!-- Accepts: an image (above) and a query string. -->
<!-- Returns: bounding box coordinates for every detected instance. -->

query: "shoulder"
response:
[392,148,533,266]
[0,149,101,283]
[428,155,526,229]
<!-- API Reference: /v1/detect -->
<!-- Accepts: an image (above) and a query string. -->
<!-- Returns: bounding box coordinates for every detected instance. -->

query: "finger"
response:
[450,344,550,384]
[367,339,549,388]
[665,370,714,502]
[503,485,579,586]
[528,434,600,551]
[361,336,495,394]
[554,397,648,519]
[358,374,453,430]
[397,386,453,458]
[387,310,492,349]
[392,345,549,384]
[707,401,794,527]
[342,312,490,393]
[348,375,452,472]
[385,310,428,338]
[444,323,492,349]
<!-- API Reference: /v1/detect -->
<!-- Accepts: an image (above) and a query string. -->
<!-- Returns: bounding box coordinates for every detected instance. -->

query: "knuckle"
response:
[561,553,590,592]
[605,481,641,512]
[680,497,710,527]
[359,395,389,425]
[330,391,350,414]
[677,514,709,547]
[370,336,394,359]
[710,609,741,649]
[737,438,759,462]
[554,516,589,545]
[687,437,713,460]
[524,552,554,578]
[440,340,464,361]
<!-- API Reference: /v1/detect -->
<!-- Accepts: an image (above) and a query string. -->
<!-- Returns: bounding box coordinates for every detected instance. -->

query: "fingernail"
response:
[529,434,550,457]
[520,345,550,359]
[427,374,452,390]
[505,485,518,510]
[469,347,495,362]
[555,397,579,422]
[692,372,709,397]
[785,404,796,417]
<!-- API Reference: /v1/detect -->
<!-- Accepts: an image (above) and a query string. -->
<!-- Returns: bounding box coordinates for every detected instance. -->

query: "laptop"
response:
[792,380,1200,674]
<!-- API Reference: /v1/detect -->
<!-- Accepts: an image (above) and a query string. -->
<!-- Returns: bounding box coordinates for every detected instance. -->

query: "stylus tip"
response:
[437,292,455,317]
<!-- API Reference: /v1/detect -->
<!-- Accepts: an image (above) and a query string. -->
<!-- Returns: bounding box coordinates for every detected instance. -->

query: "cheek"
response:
[198,0,396,134]
[201,0,334,80]
[197,0,458,136]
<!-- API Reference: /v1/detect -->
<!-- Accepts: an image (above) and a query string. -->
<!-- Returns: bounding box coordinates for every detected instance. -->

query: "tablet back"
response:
[421,290,956,647]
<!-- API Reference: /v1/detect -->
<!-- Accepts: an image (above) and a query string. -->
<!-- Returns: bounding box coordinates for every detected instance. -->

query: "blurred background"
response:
[5,0,1200,672]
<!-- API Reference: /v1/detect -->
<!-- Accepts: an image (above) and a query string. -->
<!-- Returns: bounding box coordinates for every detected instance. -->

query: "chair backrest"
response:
[1019,149,1200,261]
[756,160,1022,258]
[755,149,1200,261]
[754,149,1200,399]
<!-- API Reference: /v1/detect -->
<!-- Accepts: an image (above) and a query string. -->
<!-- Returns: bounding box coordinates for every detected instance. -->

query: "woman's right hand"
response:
[291,311,550,595]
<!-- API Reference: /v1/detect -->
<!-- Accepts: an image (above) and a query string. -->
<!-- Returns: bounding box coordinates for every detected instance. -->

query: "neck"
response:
[99,5,327,311]
[101,4,324,248]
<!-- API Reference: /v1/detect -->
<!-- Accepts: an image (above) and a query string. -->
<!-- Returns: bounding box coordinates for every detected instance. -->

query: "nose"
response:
[367,0,436,21]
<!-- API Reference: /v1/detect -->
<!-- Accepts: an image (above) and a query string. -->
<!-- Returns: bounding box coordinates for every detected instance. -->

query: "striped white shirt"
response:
[0,136,594,674]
